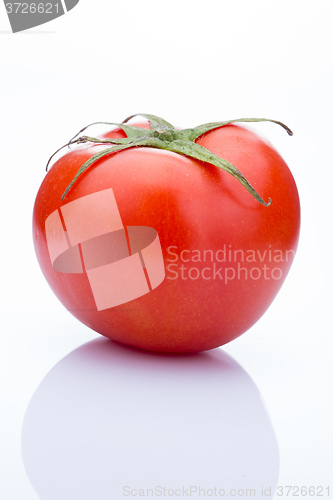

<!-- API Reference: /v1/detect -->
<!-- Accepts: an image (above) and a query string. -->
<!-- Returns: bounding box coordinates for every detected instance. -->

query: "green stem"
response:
[45,114,293,204]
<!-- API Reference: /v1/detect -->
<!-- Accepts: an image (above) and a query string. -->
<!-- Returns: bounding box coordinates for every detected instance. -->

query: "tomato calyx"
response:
[46,114,293,205]
[153,128,177,142]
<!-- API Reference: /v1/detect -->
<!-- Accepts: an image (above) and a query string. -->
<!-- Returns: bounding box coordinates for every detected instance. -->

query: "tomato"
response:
[33,115,300,353]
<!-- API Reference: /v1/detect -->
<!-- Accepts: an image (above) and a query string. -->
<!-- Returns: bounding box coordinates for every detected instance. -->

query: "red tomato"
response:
[33,119,300,353]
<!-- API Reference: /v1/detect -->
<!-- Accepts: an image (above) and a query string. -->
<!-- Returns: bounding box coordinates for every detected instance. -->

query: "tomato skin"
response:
[33,124,300,353]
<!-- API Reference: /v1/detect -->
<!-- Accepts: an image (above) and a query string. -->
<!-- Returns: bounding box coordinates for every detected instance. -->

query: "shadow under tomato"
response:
[22,338,279,499]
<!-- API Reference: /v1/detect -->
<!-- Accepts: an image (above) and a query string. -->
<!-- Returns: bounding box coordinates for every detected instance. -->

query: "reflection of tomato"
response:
[33,117,300,353]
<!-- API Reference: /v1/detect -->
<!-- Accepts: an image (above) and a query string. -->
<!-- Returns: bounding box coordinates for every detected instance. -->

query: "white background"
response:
[1,1,332,499]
